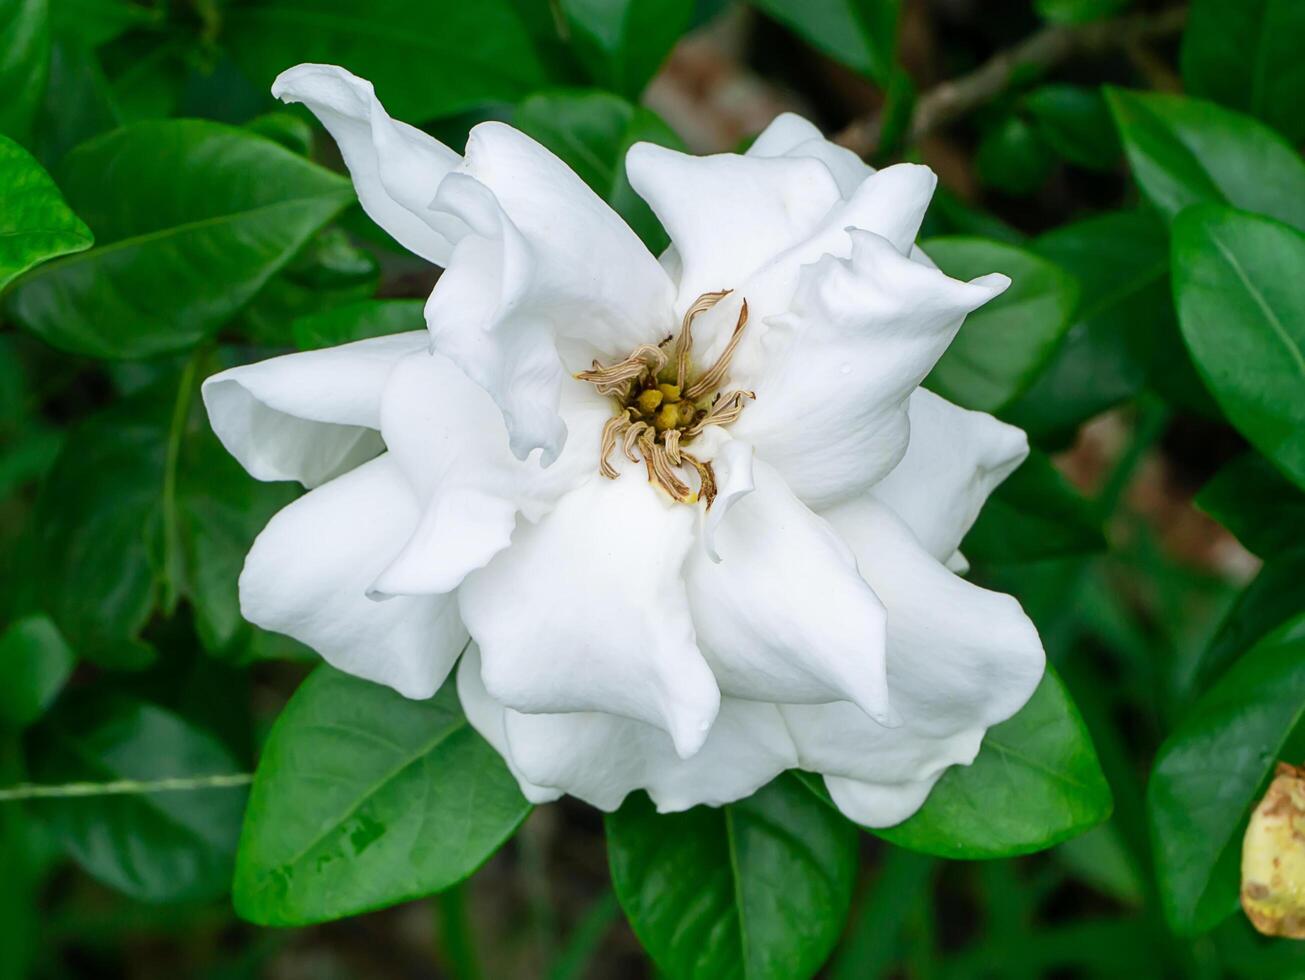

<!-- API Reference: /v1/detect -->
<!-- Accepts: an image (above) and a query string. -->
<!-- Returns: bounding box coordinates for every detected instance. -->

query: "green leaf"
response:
[225,0,549,123]
[975,115,1053,196]
[1106,88,1305,231]
[963,451,1105,564]
[7,120,352,359]
[49,0,160,48]
[29,694,248,903]
[0,134,91,291]
[1197,453,1305,560]
[293,298,424,351]
[1148,614,1305,934]
[874,668,1113,858]
[749,0,901,85]
[1004,210,1175,442]
[1036,0,1129,23]
[0,614,74,730]
[1181,0,1305,144]
[923,237,1079,413]
[1022,84,1120,171]
[0,0,50,142]
[606,772,857,980]
[1171,204,1305,490]
[514,90,682,253]
[233,666,529,925]
[560,0,692,97]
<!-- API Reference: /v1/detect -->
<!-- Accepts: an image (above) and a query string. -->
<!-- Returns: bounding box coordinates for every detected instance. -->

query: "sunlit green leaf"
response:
[874,668,1113,858]
[1149,615,1305,934]
[234,667,529,925]
[0,134,91,292]
[1171,204,1305,490]
[606,772,857,980]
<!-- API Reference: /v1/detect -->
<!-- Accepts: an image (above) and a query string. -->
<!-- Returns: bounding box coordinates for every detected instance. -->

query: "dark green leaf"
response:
[1036,0,1129,23]
[30,38,119,165]
[30,694,248,903]
[7,120,352,359]
[1004,210,1173,441]
[0,134,91,291]
[923,236,1079,413]
[975,115,1053,196]
[1197,453,1305,560]
[515,90,682,253]
[1106,88,1305,231]
[1181,0,1305,144]
[1149,614,1305,934]
[963,451,1105,564]
[0,614,74,730]
[1171,204,1305,490]
[0,0,50,142]
[49,0,160,48]
[1022,83,1120,171]
[233,667,529,925]
[749,0,901,85]
[225,0,549,123]
[606,772,857,980]
[874,668,1113,858]
[560,0,692,97]
[293,298,424,351]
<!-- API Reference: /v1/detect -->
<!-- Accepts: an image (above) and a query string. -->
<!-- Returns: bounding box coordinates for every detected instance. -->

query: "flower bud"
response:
[1241,762,1305,939]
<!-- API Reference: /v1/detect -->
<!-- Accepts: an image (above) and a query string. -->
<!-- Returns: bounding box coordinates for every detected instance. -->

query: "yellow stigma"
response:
[575,290,754,506]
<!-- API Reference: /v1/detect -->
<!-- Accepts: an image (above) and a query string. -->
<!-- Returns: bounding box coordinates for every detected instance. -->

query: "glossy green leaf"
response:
[1106,88,1305,231]
[7,120,352,359]
[293,298,424,350]
[30,694,248,903]
[923,237,1079,413]
[225,0,548,123]
[749,0,901,85]
[1022,83,1120,171]
[606,772,857,980]
[560,0,692,97]
[1181,0,1305,144]
[0,0,50,141]
[0,134,91,291]
[1171,205,1305,490]
[1197,453,1305,560]
[1036,0,1129,23]
[1149,614,1305,934]
[963,450,1105,564]
[0,614,74,730]
[234,667,529,925]
[515,90,682,253]
[1004,210,1174,441]
[874,668,1113,858]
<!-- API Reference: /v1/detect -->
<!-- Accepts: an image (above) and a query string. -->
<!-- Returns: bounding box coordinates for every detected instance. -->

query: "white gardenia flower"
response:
[203,63,1046,828]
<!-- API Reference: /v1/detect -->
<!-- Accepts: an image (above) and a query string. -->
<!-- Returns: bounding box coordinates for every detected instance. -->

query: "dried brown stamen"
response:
[576,290,753,505]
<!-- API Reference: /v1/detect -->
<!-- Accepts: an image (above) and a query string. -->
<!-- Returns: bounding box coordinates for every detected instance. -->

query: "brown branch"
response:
[835,6,1188,159]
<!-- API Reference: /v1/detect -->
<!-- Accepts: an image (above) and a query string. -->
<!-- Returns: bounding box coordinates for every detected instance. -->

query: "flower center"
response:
[577,290,754,506]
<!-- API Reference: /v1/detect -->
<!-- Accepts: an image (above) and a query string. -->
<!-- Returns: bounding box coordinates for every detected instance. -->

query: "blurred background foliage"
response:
[1,0,1304,976]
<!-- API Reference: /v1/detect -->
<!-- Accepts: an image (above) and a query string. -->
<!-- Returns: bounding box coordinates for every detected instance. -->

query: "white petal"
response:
[701,437,755,563]
[625,141,842,313]
[460,643,795,811]
[731,231,1008,508]
[240,454,467,699]
[747,112,873,200]
[782,499,1044,827]
[202,332,429,487]
[871,389,1029,562]
[456,647,562,805]
[457,473,720,758]
[369,352,607,596]
[687,460,892,721]
[273,64,460,265]
[426,124,674,463]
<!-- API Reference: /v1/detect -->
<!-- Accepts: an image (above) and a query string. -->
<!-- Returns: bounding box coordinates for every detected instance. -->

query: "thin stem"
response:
[435,882,483,980]
[0,773,252,802]
[160,352,201,613]
[835,6,1189,158]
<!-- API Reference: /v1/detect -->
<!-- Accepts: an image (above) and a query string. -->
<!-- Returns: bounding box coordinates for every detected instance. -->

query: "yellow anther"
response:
[653,403,680,431]
[657,383,681,403]
[677,402,697,426]
[635,388,664,414]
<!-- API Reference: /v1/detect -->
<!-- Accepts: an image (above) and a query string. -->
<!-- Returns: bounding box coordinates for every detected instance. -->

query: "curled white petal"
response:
[746,112,874,200]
